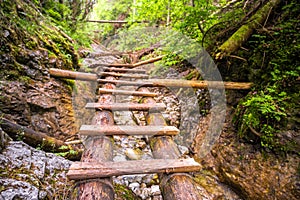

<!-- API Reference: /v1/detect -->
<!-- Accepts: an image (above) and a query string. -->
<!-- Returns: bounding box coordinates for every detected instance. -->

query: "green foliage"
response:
[90,0,220,41]
[234,0,300,153]
[235,88,288,149]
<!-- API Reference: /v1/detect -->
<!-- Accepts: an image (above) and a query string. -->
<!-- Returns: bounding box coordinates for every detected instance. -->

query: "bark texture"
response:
[139,88,205,200]
[77,78,116,200]
[216,0,281,59]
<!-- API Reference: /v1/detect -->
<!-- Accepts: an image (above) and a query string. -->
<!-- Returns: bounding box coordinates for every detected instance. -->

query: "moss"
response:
[25,40,38,49]
[114,184,140,200]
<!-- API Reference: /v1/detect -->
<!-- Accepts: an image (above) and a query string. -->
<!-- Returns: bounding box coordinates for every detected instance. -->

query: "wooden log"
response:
[67,158,201,180]
[99,88,158,97]
[79,125,179,136]
[85,102,166,111]
[103,67,147,74]
[139,88,203,199]
[0,118,81,160]
[98,72,149,79]
[131,55,164,67]
[98,79,253,89]
[49,68,97,81]
[49,68,253,89]
[77,77,116,199]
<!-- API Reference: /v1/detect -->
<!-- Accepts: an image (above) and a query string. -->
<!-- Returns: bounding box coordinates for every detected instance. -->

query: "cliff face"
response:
[0,1,89,198]
[0,0,81,140]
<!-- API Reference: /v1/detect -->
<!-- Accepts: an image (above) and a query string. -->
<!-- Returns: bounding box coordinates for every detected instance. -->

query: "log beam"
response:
[67,158,200,180]
[99,88,158,97]
[98,72,149,79]
[98,79,253,89]
[79,125,179,136]
[49,68,252,90]
[139,88,203,199]
[85,102,166,111]
[77,76,116,199]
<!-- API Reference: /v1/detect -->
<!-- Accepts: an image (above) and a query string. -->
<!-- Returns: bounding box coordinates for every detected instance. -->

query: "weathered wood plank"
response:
[79,125,179,136]
[99,88,158,97]
[85,102,166,111]
[103,67,147,74]
[98,72,149,79]
[67,158,201,180]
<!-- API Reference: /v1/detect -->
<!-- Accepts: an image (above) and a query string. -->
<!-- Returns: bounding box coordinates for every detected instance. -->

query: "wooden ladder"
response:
[48,64,252,199]
[66,64,200,183]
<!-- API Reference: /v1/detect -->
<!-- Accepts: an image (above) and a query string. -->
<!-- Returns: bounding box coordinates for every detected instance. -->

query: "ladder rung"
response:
[103,67,147,74]
[98,79,145,86]
[67,158,201,180]
[85,102,166,111]
[99,88,157,97]
[98,72,149,79]
[79,125,179,136]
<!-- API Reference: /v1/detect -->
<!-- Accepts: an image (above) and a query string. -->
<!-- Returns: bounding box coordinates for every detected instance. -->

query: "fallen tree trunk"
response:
[50,68,253,89]
[0,118,81,160]
[215,0,281,59]
[139,88,206,200]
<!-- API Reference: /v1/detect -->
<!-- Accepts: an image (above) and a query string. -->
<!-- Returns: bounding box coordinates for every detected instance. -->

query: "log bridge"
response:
[50,57,252,199]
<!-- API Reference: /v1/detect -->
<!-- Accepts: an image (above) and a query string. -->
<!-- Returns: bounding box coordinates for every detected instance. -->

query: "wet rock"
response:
[114,153,127,162]
[125,148,143,160]
[129,182,140,189]
[177,145,189,156]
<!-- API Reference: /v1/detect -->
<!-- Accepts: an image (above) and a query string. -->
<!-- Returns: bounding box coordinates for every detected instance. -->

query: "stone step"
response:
[103,67,147,74]
[98,72,149,79]
[79,125,179,136]
[67,158,201,180]
[99,88,157,97]
[85,102,166,111]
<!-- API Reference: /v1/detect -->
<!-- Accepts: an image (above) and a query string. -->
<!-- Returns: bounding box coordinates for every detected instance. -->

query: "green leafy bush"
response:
[234,0,300,152]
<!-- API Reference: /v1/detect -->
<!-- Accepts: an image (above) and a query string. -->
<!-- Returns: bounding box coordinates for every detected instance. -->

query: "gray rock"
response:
[0,141,72,199]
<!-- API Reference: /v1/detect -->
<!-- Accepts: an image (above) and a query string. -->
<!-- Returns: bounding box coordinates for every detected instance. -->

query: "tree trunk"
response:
[215,0,281,59]
[0,118,81,160]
